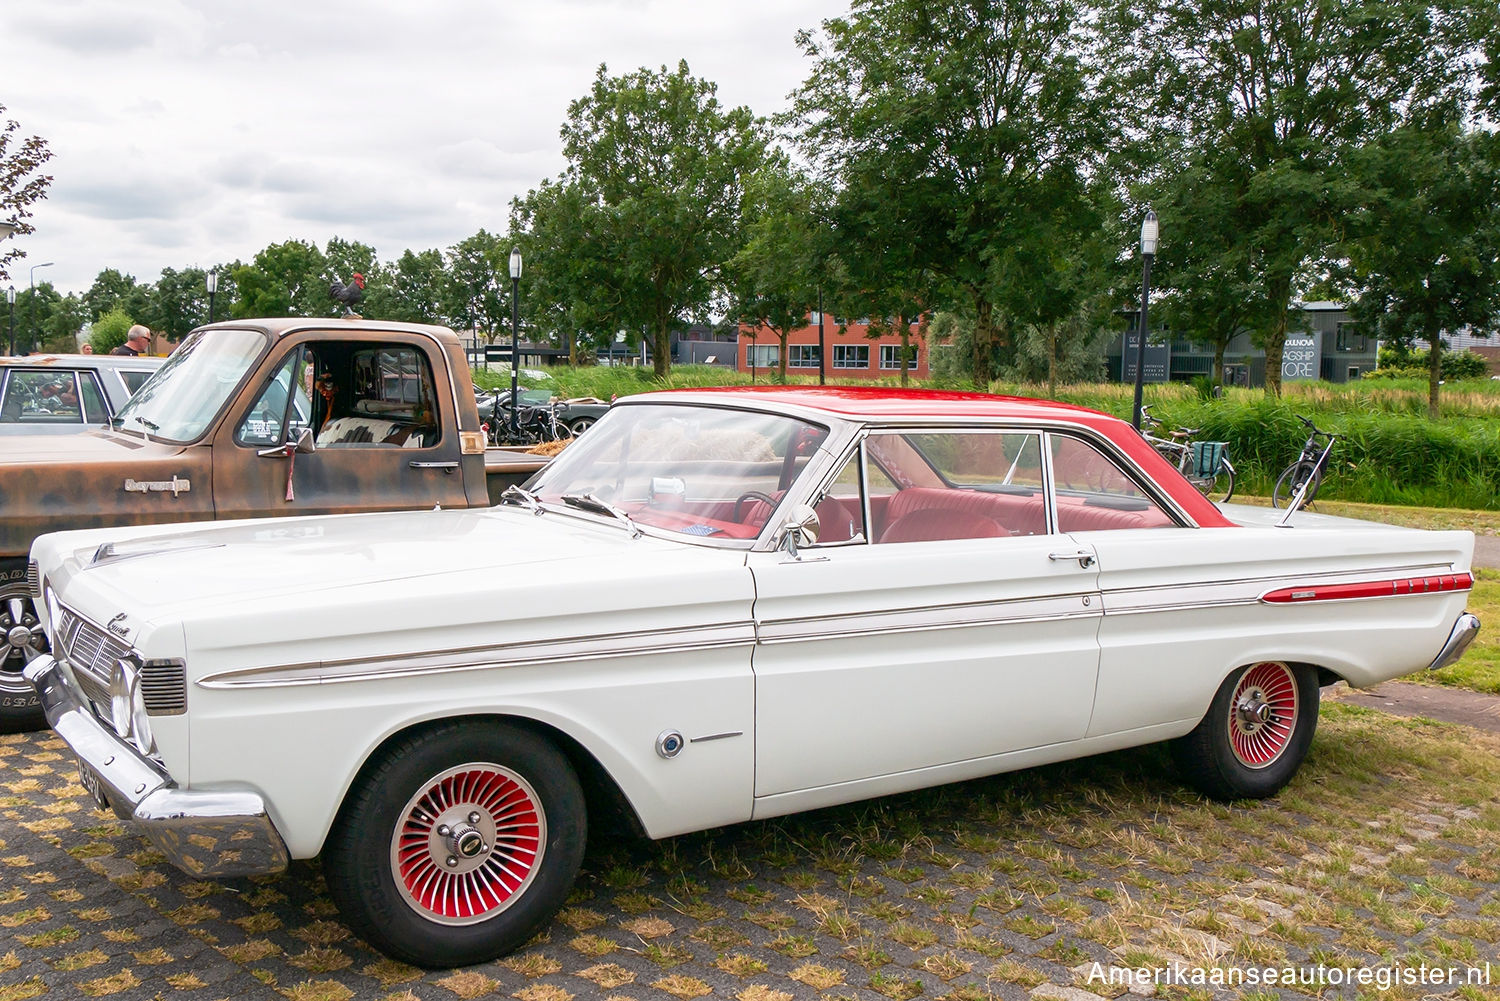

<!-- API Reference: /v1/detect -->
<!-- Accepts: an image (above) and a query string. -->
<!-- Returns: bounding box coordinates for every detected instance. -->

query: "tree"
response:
[84,269,150,324]
[0,105,54,285]
[546,61,770,377]
[790,0,1118,386]
[727,162,827,382]
[143,267,210,341]
[1110,0,1483,396]
[511,180,623,361]
[444,230,509,341]
[1342,123,1500,417]
[89,307,134,354]
[38,292,87,352]
[370,249,449,325]
[232,240,329,317]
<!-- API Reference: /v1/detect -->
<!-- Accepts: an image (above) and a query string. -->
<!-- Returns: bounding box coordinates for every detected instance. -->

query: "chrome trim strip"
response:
[756,593,1099,645]
[1104,563,1461,617]
[197,620,758,689]
[690,731,743,743]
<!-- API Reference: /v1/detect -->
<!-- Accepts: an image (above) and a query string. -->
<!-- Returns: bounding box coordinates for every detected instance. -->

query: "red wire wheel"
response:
[1225,662,1299,768]
[390,763,546,925]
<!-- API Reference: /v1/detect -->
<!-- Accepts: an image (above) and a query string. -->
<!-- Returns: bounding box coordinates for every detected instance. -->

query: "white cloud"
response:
[3,0,852,293]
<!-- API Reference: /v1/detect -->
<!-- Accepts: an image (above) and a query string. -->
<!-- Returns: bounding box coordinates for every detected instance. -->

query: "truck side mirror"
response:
[293,427,316,454]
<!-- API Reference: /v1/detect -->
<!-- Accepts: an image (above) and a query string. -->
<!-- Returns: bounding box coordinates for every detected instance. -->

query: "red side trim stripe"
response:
[1261,573,1474,604]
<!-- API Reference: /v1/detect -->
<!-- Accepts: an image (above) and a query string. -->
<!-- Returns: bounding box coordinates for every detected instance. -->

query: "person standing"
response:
[111,325,151,356]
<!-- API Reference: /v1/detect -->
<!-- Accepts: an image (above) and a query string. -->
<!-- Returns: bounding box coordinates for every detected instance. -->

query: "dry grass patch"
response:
[436,971,497,999]
[576,963,635,989]
[790,963,846,990]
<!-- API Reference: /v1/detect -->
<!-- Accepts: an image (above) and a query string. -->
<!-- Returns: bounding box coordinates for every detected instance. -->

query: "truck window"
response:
[314,345,439,449]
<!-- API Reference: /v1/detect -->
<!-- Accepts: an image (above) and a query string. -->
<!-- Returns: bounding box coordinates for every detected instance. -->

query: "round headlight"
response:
[108,659,155,754]
[109,659,137,740]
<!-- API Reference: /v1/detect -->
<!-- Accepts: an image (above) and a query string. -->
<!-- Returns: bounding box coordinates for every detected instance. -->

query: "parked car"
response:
[477,387,610,440]
[25,386,1479,967]
[0,353,165,434]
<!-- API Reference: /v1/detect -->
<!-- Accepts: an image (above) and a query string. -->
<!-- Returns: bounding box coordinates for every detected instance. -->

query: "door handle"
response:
[1048,550,1096,568]
[409,460,460,472]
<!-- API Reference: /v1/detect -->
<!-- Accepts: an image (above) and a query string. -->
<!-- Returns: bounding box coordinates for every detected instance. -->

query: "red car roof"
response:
[641,385,1233,528]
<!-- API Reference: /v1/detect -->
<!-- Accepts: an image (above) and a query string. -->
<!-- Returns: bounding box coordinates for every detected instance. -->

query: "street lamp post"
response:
[1131,210,1158,431]
[6,287,15,356]
[206,268,219,324]
[27,261,54,356]
[508,248,522,440]
[817,288,826,387]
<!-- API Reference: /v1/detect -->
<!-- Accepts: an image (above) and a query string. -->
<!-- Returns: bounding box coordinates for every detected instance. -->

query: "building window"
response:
[833,344,870,369]
[746,344,779,369]
[1335,322,1367,353]
[789,345,820,369]
[880,344,918,370]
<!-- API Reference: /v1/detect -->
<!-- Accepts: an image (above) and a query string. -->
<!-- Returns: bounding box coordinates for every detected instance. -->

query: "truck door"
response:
[211,331,470,520]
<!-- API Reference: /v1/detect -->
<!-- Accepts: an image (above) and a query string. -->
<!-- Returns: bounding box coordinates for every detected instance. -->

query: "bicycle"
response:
[1139,405,1236,503]
[1272,415,1339,512]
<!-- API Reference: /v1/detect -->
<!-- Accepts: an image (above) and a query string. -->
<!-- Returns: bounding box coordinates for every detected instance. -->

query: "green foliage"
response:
[0,104,55,285]
[1368,348,1489,381]
[791,0,1118,386]
[83,269,149,324]
[514,61,770,377]
[232,240,328,318]
[89,307,134,354]
[142,266,209,340]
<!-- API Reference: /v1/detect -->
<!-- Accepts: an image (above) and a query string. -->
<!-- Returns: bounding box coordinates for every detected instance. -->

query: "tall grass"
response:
[471,363,1500,510]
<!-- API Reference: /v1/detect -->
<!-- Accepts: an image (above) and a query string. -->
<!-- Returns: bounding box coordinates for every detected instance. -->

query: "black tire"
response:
[324,719,586,967]
[567,417,596,437]
[1271,461,1321,509]
[0,580,48,734]
[1172,661,1319,801]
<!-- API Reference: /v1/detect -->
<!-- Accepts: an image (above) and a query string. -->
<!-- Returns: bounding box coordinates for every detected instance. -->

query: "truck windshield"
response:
[528,403,830,544]
[112,328,268,443]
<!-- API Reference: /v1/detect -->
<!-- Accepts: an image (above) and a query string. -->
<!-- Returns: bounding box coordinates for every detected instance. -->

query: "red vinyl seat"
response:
[879,508,1009,544]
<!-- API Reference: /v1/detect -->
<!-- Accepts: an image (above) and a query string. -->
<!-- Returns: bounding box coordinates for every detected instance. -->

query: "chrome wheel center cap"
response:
[6,624,31,648]
[449,821,487,859]
[1237,691,1272,730]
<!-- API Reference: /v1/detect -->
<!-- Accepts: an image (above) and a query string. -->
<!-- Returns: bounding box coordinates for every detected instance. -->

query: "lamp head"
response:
[509,247,523,280]
[1140,209,1159,257]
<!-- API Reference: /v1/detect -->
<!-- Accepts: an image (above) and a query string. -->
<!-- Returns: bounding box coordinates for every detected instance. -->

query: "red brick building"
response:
[737,315,928,380]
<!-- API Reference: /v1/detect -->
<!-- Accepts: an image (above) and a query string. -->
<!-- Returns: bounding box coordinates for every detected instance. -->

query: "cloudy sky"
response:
[6,0,851,295]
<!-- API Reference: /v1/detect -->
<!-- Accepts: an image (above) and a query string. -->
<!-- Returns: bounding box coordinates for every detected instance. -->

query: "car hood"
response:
[0,428,183,464]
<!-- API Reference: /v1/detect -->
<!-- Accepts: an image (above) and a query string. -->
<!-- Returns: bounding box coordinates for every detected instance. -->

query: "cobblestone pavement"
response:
[2,705,1498,1001]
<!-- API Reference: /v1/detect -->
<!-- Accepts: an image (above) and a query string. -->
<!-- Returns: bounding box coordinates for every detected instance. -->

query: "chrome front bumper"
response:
[23,655,289,878]
[1428,612,1481,672]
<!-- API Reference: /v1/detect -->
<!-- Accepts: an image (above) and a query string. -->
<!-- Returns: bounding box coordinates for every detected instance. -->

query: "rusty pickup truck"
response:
[0,317,551,731]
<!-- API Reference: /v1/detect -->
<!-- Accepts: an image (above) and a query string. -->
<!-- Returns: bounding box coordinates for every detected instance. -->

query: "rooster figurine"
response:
[330,273,366,317]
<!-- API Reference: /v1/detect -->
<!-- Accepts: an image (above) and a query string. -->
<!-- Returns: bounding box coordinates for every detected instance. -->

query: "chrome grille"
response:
[140,661,187,716]
[56,608,129,708]
[27,561,39,598]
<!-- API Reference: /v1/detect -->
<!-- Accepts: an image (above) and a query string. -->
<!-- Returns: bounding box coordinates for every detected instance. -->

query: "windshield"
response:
[527,403,830,543]
[112,328,269,443]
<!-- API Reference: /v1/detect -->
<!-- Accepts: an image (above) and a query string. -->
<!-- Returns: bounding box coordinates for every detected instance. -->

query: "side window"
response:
[870,430,1048,543]
[236,350,301,447]
[79,372,108,423]
[1049,435,1175,532]
[1,371,84,424]
[118,370,154,395]
[317,347,438,448]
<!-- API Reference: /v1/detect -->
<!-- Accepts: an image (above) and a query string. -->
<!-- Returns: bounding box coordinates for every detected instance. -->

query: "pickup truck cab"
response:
[0,317,548,731]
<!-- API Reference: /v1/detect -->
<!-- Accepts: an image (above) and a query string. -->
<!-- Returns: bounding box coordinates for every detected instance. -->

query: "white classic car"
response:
[24,387,1479,967]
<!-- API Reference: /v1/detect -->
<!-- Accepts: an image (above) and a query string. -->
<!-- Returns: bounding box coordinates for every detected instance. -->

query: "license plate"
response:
[76,758,109,812]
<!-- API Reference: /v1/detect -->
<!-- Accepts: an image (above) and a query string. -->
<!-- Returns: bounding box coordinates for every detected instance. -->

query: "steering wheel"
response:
[733,490,779,522]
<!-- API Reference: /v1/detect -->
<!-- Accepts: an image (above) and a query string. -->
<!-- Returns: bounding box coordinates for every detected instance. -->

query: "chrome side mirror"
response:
[293,427,316,453]
[778,503,820,558]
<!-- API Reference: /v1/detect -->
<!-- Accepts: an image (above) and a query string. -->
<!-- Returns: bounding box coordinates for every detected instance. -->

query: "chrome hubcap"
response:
[0,595,48,682]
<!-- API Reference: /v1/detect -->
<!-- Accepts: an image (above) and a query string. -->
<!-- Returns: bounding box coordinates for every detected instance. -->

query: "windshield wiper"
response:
[130,415,158,441]
[561,492,641,538]
[500,484,545,514]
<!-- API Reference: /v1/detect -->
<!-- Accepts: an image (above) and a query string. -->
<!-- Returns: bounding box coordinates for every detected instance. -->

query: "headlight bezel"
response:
[108,656,155,755]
